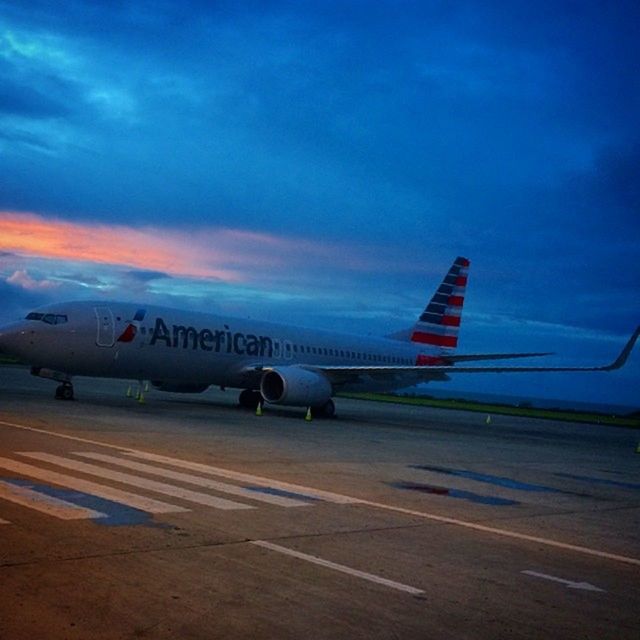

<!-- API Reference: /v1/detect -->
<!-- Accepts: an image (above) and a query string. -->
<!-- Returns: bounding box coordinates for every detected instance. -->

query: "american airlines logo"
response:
[150,317,275,357]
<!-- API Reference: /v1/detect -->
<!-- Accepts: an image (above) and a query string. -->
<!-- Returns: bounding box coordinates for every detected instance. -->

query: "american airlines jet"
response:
[0,258,637,417]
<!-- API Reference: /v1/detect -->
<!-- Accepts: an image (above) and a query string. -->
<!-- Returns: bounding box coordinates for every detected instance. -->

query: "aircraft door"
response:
[95,307,115,347]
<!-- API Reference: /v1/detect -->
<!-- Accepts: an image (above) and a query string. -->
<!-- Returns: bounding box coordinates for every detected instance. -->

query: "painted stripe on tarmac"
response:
[357,499,640,567]
[73,452,310,508]
[0,479,107,520]
[1,420,639,567]
[251,540,424,596]
[0,457,186,514]
[121,451,360,504]
[19,453,254,511]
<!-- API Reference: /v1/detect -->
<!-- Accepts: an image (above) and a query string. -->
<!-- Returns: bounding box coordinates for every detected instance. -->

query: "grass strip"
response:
[337,392,639,428]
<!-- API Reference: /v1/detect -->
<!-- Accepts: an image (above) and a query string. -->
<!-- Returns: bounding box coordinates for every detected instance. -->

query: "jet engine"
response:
[151,381,210,393]
[260,366,332,406]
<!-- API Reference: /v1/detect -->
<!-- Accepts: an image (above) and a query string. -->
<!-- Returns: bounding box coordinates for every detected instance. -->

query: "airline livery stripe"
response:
[441,316,461,327]
[413,323,458,336]
[425,302,446,314]
[73,452,311,508]
[447,296,464,307]
[455,276,467,286]
[411,331,458,347]
[19,453,255,511]
[0,479,107,520]
[121,451,361,504]
[0,457,187,513]
[431,293,449,305]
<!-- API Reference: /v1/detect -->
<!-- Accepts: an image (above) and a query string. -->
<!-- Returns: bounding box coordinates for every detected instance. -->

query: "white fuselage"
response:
[0,301,444,394]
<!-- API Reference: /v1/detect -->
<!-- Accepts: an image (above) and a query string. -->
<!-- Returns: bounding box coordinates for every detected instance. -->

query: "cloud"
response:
[0,210,405,287]
[124,269,170,282]
[0,76,71,118]
[6,268,60,290]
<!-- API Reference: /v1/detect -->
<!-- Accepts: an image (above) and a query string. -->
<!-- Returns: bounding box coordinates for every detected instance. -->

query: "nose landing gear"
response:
[55,383,74,401]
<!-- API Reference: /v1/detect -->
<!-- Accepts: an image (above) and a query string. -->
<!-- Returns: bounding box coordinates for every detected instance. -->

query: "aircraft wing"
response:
[239,327,638,388]
[441,352,553,363]
[316,326,640,384]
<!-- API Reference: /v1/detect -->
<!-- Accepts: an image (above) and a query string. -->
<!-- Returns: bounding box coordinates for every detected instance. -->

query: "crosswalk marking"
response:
[0,457,187,514]
[19,452,254,511]
[122,451,361,504]
[0,479,107,520]
[73,452,311,508]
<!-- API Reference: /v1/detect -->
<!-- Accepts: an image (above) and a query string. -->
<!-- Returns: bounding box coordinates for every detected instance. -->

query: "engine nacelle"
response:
[151,381,210,393]
[260,366,332,407]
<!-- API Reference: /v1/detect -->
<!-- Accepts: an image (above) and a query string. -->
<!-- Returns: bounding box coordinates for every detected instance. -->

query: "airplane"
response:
[0,257,637,417]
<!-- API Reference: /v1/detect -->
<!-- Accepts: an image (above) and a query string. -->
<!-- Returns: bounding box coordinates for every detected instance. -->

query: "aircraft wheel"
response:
[238,389,261,409]
[313,399,336,419]
[55,384,74,401]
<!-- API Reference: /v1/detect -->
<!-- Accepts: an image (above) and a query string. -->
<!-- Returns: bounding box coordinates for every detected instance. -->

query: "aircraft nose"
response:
[0,322,29,358]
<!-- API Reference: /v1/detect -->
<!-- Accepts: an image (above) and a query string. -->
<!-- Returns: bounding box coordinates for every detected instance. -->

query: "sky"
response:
[0,1,638,407]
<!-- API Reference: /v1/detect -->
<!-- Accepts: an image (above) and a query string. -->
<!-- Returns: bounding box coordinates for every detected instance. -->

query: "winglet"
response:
[601,326,640,371]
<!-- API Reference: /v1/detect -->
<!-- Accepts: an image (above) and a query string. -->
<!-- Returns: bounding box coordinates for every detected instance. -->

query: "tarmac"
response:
[0,365,638,639]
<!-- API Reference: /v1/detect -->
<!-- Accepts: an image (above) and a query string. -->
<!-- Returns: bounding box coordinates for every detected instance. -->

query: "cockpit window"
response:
[25,312,68,324]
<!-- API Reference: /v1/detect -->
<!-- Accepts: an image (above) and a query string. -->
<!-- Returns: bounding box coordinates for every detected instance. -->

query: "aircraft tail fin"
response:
[410,257,470,350]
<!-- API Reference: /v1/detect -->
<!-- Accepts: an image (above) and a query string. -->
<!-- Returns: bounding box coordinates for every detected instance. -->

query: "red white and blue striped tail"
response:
[410,257,470,350]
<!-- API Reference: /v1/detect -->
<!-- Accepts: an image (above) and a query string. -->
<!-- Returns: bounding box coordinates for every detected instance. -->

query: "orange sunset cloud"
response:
[0,211,307,282]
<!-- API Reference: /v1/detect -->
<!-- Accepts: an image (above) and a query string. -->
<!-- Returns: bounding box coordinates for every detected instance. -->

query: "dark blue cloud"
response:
[0,279,48,323]
[124,269,170,282]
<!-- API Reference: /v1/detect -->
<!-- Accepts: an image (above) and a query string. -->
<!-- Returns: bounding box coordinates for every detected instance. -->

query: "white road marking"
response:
[73,452,311,508]
[522,570,606,592]
[1,419,639,567]
[251,540,424,595]
[0,457,187,514]
[121,451,360,504]
[0,479,107,520]
[19,452,254,511]
[356,499,640,567]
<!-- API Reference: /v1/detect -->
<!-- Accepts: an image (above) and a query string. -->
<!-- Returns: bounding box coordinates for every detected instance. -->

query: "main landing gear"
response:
[238,389,262,409]
[238,390,336,419]
[311,399,336,419]
[54,383,74,401]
